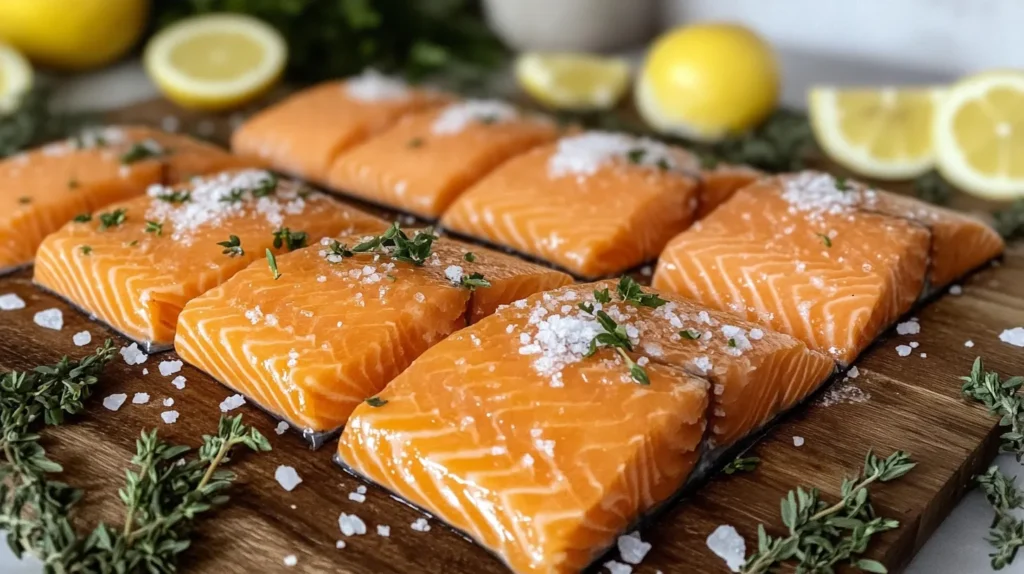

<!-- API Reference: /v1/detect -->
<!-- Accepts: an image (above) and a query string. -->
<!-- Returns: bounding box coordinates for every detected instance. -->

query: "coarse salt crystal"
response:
[965,340,975,348]
[617,532,652,565]
[896,321,920,335]
[103,393,128,411]
[33,308,63,330]
[72,331,92,346]
[338,513,367,536]
[603,560,632,574]
[920,352,928,358]
[171,375,186,389]
[163,397,174,407]
[847,366,859,379]
[159,360,183,376]
[909,341,919,348]
[283,555,297,567]
[335,540,346,549]
[345,69,409,102]
[748,328,764,340]
[431,99,518,135]
[142,368,149,375]
[120,343,148,365]
[999,328,1024,347]
[219,394,246,412]
[132,392,150,405]
[0,293,26,310]
[793,436,805,447]
[377,525,390,537]
[549,131,676,178]
[706,525,745,572]
[275,465,302,491]
[949,285,962,295]
[444,265,464,284]
[348,492,366,503]
[161,410,179,424]
[275,421,289,435]
[411,518,430,532]
[895,345,912,357]
[780,172,860,218]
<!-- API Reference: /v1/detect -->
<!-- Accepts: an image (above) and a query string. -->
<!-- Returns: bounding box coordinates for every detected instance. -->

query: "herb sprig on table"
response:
[0,343,271,571]
[741,450,915,574]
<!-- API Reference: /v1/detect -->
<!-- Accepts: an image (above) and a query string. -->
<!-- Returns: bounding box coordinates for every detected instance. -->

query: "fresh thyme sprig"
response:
[913,170,952,206]
[217,235,244,257]
[251,173,278,197]
[219,188,246,204]
[458,272,490,290]
[266,248,281,280]
[97,208,127,231]
[579,308,649,385]
[324,240,354,260]
[993,200,1024,241]
[155,190,191,204]
[145,220,163,236]
[723,456,760,475]
[352,222,436,266]
[616,276,668,308]
[272,227,308,251]
[120,140,165,164]
[742,450,915,574]
[73,213,92,223]
[977,466,1024,569]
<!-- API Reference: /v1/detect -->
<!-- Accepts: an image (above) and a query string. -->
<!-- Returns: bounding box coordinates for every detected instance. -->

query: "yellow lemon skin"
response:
[0,0,149,71]
[637,23,779,142]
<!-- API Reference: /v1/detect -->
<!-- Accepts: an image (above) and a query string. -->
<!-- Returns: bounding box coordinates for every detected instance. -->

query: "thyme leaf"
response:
[217,235,243,257]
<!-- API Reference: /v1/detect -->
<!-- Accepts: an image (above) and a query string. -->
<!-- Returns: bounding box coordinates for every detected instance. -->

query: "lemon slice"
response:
[144,14,287,111]
[516,52,630,111]
[809,86,944,180]
[0,43,33,113]
[934,71,1024,200]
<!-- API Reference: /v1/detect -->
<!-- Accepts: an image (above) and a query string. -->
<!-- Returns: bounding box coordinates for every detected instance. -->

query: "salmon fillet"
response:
[327,100,560,218]
[653,172,933,364]
[34,170,385,349]
[231,70,450,184]
[174,229,572,435]
[0,126,251,273]
[440,132,701,278]
[338,289,709,573]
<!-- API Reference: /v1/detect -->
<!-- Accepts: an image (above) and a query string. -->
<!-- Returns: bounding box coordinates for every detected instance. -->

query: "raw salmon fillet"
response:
[231,70,450,183]
[0,126,252,273]
[326,99,560,218]
[174,229,572,435]
[441,132,702,278]
[338,286,709,573]
[654,171,934,364]
[34,170,385,349]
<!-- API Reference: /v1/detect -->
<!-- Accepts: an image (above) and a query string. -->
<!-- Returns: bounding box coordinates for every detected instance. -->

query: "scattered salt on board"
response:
[999,327,1024,348]
[706,524,745,572]
[965,340,975,348]
[103,394,128,411]
[603,560,632,574]
[338,513,367,536]
[617,532,652,565]
[335,540,346,549]
[159,360,183,376]
[275,421,289,435]
[411,518,430,532]
[348,492,366,503]
[120,343,148,365]
[275,465,302,491]
[282,555,297,567]
[949,284,962,295]
[163,398,174,407]
[33,308,63,330]
[72,331,92,346]
[377,525,390,537]
[0,293,26,310]
[160,411,179,424]
[132,393,150,405]
[171,375,186,389]
[846,366,859,379]
[895,345,912,357]
[219,394,246,412]
[793,436,805,447]
[895,320,920,336]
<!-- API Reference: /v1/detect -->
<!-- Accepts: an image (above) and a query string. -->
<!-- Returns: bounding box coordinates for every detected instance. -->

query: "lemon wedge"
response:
[636,23,779,142]
[809,86,943,180]
[144,14,287,111]
[934,71,1024,200]
[516,52,630,111]
[0,43,32,113]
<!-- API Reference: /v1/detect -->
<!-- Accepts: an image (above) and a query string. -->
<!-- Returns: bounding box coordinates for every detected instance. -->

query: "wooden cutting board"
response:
[1,98,1022,574]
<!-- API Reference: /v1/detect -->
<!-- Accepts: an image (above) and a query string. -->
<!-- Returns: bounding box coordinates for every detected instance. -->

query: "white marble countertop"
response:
[3,57,1019,574]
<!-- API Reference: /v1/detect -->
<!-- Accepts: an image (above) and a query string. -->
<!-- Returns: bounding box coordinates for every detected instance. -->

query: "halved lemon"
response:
[809,86,944,180]
[0,43,33,113]
[515,52,630,111]
[144,14,287,111]
[934,71,1024,200]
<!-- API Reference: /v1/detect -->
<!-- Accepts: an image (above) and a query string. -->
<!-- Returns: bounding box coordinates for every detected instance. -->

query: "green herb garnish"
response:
[626,148,646,164]
[728,338,738,348]
[352,222,436,266]
[119,140,164,164]
[723,456,760,475]
[324,240,353,260]
[145,220,163,236]
[217,235,243,257]
[408,137,425,148]
[459,272,490,291]
[463,252,476,262]
[73,213,91,223]
[155,190,191,204]
[680,329,700,340]
[817,233,833,248]
[616,276,667,308]
[366,396,388,407]
[272,227,308,251]
[97,208,127,231]
[834,176,850,192]
[125,240,139,247]
[68,178,79,189]
[578,307,649,385]
[17,196,31,205]
[742,450,915,573]
[219,188,246,204]
[593,288,612,304]
[79,245,92,256]
[914,170,952,206]
[655,158,671,171]
[266,248,280,280]
[251,173,278,198]
[994,200,1024,241]
[478,114,500,125]
[977,466,1024,569]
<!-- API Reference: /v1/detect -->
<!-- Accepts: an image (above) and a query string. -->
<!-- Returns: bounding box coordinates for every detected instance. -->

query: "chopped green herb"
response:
[68,178,79,189]
[728,338,737,348]
[217,235,243,257]
[463,251,476,262]
[593,288,612,304]
[272,227,308,251]
[617,276,667,308]
[145,220,163,236]
[324,240,353,260]
[407,137,425,148]
[266,248,280,280]
[655,158,671,171]
[73,213,91,223]
[125,240,139,247]
[366,396,388,407]
[578,307,648,385]
[352,222,436,266]
[722,456,760,475]
[994,200,1024,241]
[155,190,191,204]
[251,173,278,197]
[17,196,31,205]
[119,140,164,164]
[914,170,952,206]
[459,272,490,290]
[219,188,246,204]
[679,329,700,340]
[626,148,646,164]
[834,176,850,192]
[817,233,833,248]
[97,208,127,231]
[79,245,92,256]
[478,114,499,125]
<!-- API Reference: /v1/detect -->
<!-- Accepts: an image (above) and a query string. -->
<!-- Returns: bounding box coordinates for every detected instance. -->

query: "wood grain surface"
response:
[0,98,1021,573]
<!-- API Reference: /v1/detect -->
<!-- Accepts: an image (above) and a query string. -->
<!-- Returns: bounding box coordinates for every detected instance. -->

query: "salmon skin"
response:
[337,279,830,573]
[441,131,705,279]
[654,171,940,365]
[34,169,386,351]
[0,126,254,274]
[231,70,450,184]
[327,99,560,219]
[174,228,572,442]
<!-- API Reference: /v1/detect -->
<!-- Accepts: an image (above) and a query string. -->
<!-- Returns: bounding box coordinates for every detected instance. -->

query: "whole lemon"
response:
[636,23,780,142]
[0,0,149,71]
